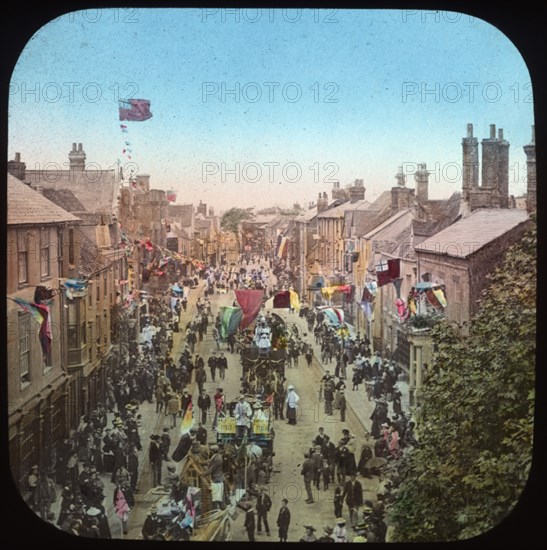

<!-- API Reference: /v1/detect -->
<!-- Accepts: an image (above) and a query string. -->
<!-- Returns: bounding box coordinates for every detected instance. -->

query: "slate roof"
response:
[415,209,529,259]
[317,198,371,218]
[40,187,86,212]
[8,173,81,225]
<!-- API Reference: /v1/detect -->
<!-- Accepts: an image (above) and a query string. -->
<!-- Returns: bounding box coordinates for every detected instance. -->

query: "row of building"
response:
[238,123,536,407]
[6,145,223,491]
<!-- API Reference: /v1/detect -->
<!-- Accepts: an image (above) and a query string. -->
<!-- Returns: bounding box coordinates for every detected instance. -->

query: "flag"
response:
[166,190,177,203]
[10,297,51,356]
[220,306,243,339]
[276,236,289,259]
[114,487,130,519]
[235,289,264,330]
[392,278,403,299]
[433,288,447,307]
[359,300,373,320]
[361,285,375,304]
[180,400,194,435]
[119,99,153,121]
[289,290,300,311]
[376,259,400,287]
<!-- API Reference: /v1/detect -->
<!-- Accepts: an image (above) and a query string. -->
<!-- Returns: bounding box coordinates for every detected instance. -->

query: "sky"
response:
[8,8,535,213]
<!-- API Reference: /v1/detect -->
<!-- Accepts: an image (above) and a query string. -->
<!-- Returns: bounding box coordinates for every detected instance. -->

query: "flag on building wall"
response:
[166,190,177,203]
[220,306,243,339]
[375,258,400,287]
[235,289,264,330]
[9,297,52,356]
[119,99,153,121]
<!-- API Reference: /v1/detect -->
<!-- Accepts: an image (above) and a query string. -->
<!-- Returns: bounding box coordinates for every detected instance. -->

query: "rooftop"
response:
[8,174,81,225]
[317,198,371,218]
[415,209,529,259]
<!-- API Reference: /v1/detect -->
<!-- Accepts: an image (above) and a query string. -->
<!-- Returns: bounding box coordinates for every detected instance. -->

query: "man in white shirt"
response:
[285,385,300,425]
[235,394,253,438]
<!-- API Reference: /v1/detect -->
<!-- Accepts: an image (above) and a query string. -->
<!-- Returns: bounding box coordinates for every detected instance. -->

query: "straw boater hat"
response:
[304,525,316,532]
[86,507,101,517]
[336,518,346,525]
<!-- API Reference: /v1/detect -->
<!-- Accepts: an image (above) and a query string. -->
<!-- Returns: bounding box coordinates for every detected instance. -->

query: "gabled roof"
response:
[415,209,529,259]
[363,209,412,239]
[413,192,462,237]
[8,173,81,225]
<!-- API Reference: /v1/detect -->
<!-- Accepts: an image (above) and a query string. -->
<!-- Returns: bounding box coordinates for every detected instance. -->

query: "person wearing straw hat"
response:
[285,384,299,425]
[299,525,318,542]
[334,518,348,542]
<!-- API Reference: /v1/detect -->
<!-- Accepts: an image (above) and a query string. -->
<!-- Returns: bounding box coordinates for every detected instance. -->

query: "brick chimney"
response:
[331,181,345,201]
[68,142,86,172]
[317,192,328,214]
[414,163,429,203]
[8,152,26,181]
[481,124,498,193]
[135,174,150,192]
[524,125,536,213]
[391,167,414,214]
[462,123,479,203]
[348,178,365,203]
[497,128,510,208]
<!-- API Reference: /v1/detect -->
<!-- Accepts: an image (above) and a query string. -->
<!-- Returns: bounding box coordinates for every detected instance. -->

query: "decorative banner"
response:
[166,190,177,203]
[180,400,194,435]
[119,99,153,121]
[321,307,345,327]
[34,285,56,305]
[321,284,352,298]
[235,289,264,329]
[61,278,88,299]
[220,306,243,339]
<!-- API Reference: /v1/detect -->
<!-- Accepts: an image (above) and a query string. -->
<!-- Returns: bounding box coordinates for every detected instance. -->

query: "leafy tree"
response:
[220,207,254,253]
[388,217,536,542]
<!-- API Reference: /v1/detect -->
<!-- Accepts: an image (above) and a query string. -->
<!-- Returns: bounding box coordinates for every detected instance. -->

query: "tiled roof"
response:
[317,199,371,218]
[8,173,81,225]
[415,209,529,258]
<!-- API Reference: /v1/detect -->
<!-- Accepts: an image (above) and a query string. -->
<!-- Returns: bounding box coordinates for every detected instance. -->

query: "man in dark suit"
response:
[341,472,363,528]
[256,485,272,536]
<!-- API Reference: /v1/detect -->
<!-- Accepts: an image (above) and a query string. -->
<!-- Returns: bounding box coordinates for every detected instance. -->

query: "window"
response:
[96,276,100,302]
[17,231,28,285]
[40,227,50,278]
[19,314,31,385]
[68,302,79,349]
[103,272,108,297]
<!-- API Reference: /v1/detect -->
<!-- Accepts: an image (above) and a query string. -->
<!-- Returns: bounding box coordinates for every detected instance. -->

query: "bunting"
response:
[119,99,153,121]
[321,284,352,298]
[275,236,289,259]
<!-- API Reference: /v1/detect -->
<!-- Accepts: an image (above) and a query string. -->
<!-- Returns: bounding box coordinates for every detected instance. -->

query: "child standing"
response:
[334,486,343,519]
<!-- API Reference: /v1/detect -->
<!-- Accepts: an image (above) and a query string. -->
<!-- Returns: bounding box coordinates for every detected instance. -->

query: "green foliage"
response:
[388,217,536,542]
[220,208,254,251]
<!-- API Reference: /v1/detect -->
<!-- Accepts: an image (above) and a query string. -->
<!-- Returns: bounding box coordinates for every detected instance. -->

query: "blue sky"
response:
[9,8,534,212]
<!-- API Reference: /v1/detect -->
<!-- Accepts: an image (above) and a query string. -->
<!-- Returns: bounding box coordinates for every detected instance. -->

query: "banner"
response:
[180,401,194,435]
[10,297,52,356]
[119,99,153,121]
[376,258,401,287]
[235,289,264,329]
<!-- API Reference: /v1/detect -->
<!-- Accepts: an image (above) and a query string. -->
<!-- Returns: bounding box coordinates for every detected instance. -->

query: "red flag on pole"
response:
[119,99,153,121]
[376,259,400,287]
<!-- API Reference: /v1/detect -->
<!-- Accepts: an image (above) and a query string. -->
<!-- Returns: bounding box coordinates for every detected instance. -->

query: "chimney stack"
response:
[414,162,429,202]
[69,142,86,172]
[481,123,498,192]
[317,192,328,214]
[348,178,365,203]
[8,152,26,181]
[462,123,479,202]
[524,125,536,213]
[497,128,510,208]
[395,165,406,187]
[331,181,345,201]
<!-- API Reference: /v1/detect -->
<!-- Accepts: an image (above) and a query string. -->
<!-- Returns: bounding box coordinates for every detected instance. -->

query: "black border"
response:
[1,1,544,549]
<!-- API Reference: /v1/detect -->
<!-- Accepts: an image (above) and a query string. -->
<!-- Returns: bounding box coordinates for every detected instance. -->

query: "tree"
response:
[388,217,536,542]
[220,207,254,254]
